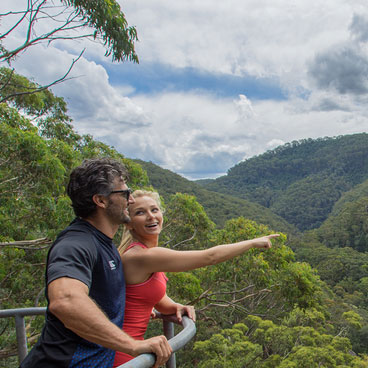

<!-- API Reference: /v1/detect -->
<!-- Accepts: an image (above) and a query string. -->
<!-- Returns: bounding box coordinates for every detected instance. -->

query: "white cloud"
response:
[3,0,368,179]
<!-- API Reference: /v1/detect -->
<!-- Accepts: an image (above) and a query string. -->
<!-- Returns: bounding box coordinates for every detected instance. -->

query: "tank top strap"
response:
[125,241,148,252]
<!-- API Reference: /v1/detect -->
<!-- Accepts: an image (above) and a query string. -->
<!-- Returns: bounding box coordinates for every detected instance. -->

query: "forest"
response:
[1,1,368,367]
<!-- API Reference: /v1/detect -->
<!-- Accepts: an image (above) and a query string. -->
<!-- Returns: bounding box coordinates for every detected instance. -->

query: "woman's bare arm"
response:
[154,294,196,322]
[122,234,279,276]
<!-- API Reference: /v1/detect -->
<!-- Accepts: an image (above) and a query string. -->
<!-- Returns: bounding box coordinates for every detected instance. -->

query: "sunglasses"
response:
[109,188,132,200]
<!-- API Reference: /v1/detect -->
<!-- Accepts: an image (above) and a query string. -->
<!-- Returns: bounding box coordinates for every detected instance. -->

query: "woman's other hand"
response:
[174,303,196,323]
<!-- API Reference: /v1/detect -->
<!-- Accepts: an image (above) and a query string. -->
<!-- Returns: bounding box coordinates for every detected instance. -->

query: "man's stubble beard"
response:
[106,199,131,225]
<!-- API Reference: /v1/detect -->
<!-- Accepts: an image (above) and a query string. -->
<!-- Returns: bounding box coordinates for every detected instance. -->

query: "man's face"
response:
[105,178,134,225]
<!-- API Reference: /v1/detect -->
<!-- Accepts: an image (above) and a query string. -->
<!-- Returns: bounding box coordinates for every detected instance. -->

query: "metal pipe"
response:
[163,318,176,368]
[0,308,196,368]
[0,307,46,318]
[119,315,196,368]
[15,314,27,363]
[0,307,46,365]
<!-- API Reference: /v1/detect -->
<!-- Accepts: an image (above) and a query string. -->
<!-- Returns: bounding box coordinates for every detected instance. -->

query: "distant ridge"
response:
[199,133,368,231]
[134,159,298,235]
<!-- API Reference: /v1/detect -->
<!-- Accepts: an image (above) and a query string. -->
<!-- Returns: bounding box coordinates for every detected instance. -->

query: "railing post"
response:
[163,320,176,368]
[15,314,28,364]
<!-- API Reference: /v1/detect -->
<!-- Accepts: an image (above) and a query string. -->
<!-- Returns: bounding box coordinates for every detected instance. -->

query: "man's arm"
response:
[48,277,172,368]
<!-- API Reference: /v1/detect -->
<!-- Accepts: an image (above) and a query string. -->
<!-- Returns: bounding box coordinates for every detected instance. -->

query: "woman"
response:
[113,190,279,366]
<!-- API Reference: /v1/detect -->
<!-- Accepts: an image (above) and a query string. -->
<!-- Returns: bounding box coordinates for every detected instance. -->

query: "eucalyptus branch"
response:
[26,0,47,46]
[162,229,197,248]
[188,288,212,305]
[0,2,87,63]
[0,68,15,93]
[203,287,272,305]
[0,320,9,337]
[47,33,94,42]
[335,327,348,337]
[1,244,51,250]
[0,237,51,248]
[0,289,13,304]
[0,1,31,40]
[197,300,250,314]
[189,284,258,304]
[0,50,84,103]
[0,346,18,359]
[34,287,45,307]
[0,176,19,186]
[208,284,258,296]
[171,230,197,249]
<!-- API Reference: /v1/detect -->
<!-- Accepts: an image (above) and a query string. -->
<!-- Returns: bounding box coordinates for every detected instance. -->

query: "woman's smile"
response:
[128,195,163,240]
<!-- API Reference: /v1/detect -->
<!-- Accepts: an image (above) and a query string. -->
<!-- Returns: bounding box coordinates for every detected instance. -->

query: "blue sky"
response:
[3,0,368,179]
[104,62,287,100]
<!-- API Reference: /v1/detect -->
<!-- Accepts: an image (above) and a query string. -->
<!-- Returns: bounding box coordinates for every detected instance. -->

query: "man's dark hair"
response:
[67,158,129,218]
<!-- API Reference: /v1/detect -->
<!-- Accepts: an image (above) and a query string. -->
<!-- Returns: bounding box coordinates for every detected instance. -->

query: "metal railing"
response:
[0,307,47,364]
[0,307,196,368]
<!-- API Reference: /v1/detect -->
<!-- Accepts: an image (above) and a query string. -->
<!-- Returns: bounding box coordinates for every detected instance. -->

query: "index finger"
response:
[267,234,280,239]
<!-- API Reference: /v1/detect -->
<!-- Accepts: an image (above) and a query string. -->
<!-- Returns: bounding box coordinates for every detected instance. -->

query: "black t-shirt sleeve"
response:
[47,233,98,288]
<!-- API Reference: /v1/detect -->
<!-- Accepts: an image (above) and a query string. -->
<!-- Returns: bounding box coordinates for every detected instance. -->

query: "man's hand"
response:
[133,335,172,368]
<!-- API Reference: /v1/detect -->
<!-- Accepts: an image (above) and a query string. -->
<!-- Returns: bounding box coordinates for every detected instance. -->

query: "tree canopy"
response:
[200,134,368,231]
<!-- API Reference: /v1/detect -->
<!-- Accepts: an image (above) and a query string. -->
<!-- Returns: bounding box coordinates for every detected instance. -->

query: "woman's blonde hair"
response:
[118,190,163,255]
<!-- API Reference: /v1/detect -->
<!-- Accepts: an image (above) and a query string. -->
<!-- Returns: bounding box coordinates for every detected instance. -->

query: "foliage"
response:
[291,234,368,353]
[135,159,298,234]
[271,173,350,230]
[160,193,216,250]
[62,0,138,62]
[194,218,322,321]
[0,71,148,365]
[0,103,69,240]
[316,189,368,252]
[1,0,138,65]
[200,134,368,231]
[193,318,368,367]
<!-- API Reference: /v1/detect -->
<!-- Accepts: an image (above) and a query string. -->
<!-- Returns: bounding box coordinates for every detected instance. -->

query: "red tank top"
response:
[113,242,168,367]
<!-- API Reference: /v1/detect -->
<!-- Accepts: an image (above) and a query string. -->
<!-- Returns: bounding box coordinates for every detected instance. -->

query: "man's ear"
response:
[92,194,108,209]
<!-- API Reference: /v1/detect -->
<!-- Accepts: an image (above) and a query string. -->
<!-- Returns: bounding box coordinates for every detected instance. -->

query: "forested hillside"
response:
[314,179,368,252]
[199,135,368,231]
[135,159,298,235]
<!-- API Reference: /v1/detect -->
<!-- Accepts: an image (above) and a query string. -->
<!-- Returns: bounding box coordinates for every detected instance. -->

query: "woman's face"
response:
[127,195,163,239]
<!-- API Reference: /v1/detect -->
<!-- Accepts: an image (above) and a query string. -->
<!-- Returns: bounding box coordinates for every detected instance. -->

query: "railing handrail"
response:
[119,313,196,368]
[0,307,47,318]
[0,307,196,368]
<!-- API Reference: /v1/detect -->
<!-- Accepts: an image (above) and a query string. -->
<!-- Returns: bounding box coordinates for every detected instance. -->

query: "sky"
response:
[2,0,368,179]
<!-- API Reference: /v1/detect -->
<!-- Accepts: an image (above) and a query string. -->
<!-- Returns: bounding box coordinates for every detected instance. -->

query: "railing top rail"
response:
[119,314,196,368]
[0,308,196,368]
[0,307,47,318]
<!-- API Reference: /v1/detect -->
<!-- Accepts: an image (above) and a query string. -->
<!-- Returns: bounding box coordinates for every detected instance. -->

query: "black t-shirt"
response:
[20,218,125,368]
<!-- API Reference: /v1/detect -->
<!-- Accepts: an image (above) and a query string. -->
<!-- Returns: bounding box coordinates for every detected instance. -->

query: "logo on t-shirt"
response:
[108,260,116,270]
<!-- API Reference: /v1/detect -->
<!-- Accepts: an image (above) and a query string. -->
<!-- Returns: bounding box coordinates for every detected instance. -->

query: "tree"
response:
[1,0,138,63]
[0,72,149,365]
[0,0,138,101]
[193,318,368,367]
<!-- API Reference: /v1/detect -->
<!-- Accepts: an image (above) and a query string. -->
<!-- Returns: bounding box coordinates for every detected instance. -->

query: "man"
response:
[20,158,172,368]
